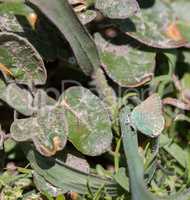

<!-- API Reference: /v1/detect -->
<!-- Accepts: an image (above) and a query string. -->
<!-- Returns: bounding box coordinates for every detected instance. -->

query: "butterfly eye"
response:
[125,114,131,125]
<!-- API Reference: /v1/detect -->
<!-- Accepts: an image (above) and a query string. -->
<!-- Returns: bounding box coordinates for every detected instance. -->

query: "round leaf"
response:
[11,117,38,142]
[95,33,155,87]
[95,0,139,19]
[0,32,47,85]
[35,106,68,156]
[60,86,113,156]
[11,106,68,157]
[0,3,67,61]
[115,0,188,48]
[1,83,33,116]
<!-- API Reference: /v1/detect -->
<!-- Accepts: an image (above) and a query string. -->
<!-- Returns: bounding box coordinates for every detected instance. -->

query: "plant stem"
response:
[92,68,117,117]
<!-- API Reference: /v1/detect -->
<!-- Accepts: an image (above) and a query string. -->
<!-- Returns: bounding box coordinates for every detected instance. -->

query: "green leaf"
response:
[95,33,155,87]
[0,0,25,2]
[0,32,47,85]
[0,2,34,32]
[114,168,129,191]
[1,186,23,200]
[0,77,6,98]
[0,83,33,116]
[115,0,188,48]
[160,134,188,168]
[11,105,68,157]
[28,0,100,75]
[171,0,190,22]
[170,0,190,45]
[95,0,139,19]
[35,105,68,156]
[33,172,66,197]
[0,12,25,32]
[11,117,39,142]
[170,0,190,44]
[33,149,91,197]
[120,106,155,200]
[24,144,119,196]
[176,21,190,42]
[0,2,67,61]
[59,86,113,156]
[0,2,33,16]
[78,10,96,25]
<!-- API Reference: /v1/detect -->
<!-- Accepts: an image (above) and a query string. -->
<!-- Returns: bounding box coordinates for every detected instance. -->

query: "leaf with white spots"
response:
[115,0,189,48]
[11,117,37,142]
[95,33,155,87]
[0,2,66,61]
[11,105,68,157]
[34,105,68,157]
[170,0,190,44]
[59,86,113,156]
[1,83,33,116]
[0,32,47,85]
[95,0,139,19]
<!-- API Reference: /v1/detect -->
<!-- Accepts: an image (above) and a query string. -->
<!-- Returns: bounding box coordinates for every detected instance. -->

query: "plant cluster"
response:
[0,0,190,200]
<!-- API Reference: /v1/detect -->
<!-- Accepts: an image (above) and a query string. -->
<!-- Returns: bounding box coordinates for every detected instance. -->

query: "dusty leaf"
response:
[33,172,66,197]
[95,0,139,19]
[115,0,188,48]
[0,2,34,32]
[0,2,66,61]
[0,77,6,98]
[34,105,68,156]
[11,117,38,142]
[0,32,47,85]
[95,33,155,87]
[1,83,33,116]
[11,105,68,157]
[59,86,113,156]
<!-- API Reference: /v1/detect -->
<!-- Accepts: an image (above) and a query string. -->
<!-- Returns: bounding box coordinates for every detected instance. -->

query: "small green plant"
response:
[0,0,190,199]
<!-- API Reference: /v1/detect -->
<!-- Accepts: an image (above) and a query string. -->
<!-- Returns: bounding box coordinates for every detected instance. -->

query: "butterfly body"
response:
[130,94,165,137]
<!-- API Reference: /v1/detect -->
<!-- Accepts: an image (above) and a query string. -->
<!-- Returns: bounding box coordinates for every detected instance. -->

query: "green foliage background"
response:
[0,0,190,199]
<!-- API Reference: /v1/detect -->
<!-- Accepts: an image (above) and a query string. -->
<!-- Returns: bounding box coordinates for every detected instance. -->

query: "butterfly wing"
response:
[131,94,165,137]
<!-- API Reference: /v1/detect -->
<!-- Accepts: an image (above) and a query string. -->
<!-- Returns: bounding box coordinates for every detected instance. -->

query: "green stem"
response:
[119,107,190,200]
[120,107,155,200]
[114,138,121,173]
[92,68,117,116]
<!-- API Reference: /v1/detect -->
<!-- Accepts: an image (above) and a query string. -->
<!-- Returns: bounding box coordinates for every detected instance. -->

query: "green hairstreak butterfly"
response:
[129,93,165,137]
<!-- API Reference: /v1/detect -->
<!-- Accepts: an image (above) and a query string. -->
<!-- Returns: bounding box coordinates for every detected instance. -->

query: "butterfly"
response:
[129,93,165,137]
